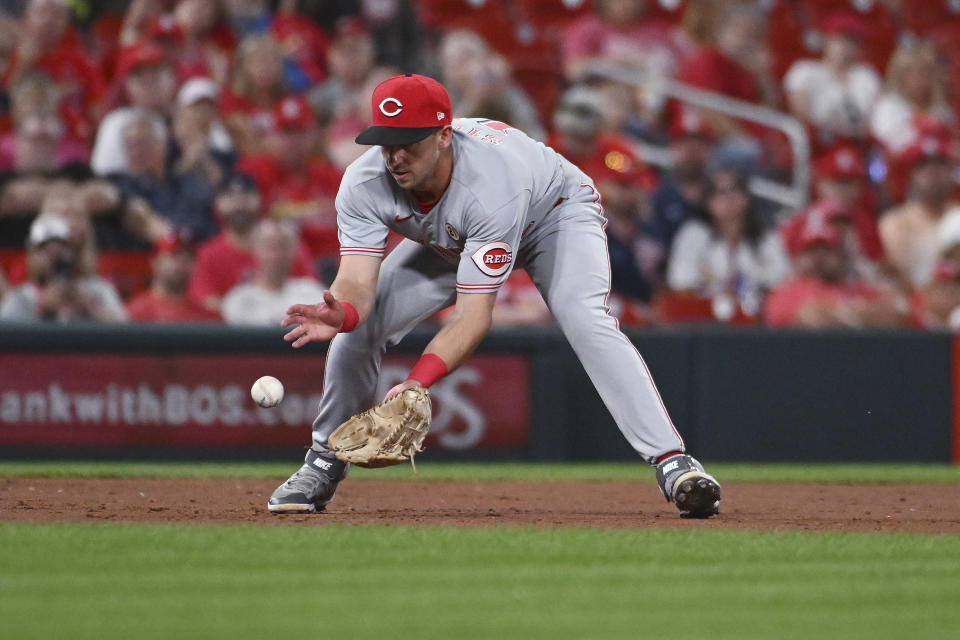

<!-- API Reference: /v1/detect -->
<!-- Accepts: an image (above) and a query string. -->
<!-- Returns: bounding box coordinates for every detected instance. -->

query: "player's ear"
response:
[437,125,453,150]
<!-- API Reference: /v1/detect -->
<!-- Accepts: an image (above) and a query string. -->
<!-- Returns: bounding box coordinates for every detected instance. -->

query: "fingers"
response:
[383,379,418,402]
[283,325,306,343]
[323,290,338,308]
[292,334,313,348]
[280,313,304,328]
[285,304,314,317]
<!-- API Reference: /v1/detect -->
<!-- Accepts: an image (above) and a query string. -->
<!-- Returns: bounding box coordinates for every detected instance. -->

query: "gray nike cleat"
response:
[268,449,349,514]
[656,453,721,518]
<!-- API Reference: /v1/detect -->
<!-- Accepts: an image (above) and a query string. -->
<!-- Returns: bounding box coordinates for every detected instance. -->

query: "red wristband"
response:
[339,302,359,333]
[407,353,448,388]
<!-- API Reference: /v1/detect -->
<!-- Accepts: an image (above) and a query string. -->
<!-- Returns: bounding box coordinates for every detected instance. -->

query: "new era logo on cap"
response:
[356,74,453,146]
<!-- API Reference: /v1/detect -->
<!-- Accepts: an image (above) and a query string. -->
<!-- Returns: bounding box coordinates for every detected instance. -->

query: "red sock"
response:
[656,451,684,464]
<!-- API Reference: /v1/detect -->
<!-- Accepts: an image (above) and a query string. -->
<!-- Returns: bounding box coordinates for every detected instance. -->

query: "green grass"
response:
[0,461,958,484]
[1,522,957,640]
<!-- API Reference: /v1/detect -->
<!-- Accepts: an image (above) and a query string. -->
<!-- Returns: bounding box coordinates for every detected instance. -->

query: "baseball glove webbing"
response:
[327,385,432,470]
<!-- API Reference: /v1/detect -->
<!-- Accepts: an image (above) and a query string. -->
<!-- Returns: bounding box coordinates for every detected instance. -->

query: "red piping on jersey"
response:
[340,246,385,254]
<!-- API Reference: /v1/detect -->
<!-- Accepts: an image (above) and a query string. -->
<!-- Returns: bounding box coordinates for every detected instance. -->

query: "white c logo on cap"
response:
[379,98,403,117]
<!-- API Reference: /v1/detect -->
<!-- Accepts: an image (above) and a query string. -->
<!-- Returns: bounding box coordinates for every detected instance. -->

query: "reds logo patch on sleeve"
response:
[471,241,513,277]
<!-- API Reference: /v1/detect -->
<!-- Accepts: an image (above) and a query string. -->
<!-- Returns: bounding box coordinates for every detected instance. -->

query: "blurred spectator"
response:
[119,2,195,80]
[238,95,343,260]
[223,0,328,91]
[1,71,88,166]
[3,0,105,143]
[173,76,234,158]
[667,166,789,315]
[879,136,959,288]
[0,80,113,249]
[324,65,398,171]
[223,0,271,38]
[171,0,234,85]
[308,17,375,125]
[119,1,179,45]
[765,205,907,328]
[220,33,291,155]
[914,209,960,330]
[108,111,219,246]
[0,110,82,176]
[144,13,188,71]
[220,218,326,325]
[673,2,778,141]
[188,173,316,313]
[646,112,714,258]
[870,38,954,157]
[126,231,220,323]
[351,0,422,71]
[307,17,397,169]
[91,41,177,176]
[784,10,881,143]
[561,0,690,84]
[0,207,126,323]
[811,146,885,265]
[170,80,231,185]
[548,86,658,302]
[0,17,17,96]
[677,0,722,49]
[438,30,545,141]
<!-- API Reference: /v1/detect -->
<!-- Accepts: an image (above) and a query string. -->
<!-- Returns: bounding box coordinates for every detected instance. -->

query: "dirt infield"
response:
[2,478,959,534]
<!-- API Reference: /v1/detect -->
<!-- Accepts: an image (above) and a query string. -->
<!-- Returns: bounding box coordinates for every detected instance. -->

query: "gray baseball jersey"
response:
[337,118,578,293]
[313,118,686,463]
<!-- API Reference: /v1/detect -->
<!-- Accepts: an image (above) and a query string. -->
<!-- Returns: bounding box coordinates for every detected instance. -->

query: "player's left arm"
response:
[383,291,496,400]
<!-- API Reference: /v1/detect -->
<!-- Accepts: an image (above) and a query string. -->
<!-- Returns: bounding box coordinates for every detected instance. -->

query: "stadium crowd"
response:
[2,0,960,330]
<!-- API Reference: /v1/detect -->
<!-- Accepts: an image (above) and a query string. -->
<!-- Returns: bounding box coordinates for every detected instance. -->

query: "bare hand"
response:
[383,379,422,402]
[281,290,345,348]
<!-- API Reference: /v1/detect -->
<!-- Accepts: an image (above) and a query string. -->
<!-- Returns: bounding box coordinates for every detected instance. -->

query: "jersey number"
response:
[477,119,516,135]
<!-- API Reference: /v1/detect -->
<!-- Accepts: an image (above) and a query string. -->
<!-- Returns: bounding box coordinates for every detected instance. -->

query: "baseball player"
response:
[268,74,721,518]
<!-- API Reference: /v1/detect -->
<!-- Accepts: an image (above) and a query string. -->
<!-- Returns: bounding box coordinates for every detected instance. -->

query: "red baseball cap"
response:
[116,41,168,79]
[154,230,194,256]
[782,202,845,255]
[814,146,866,181]
[334,15,371,39]
[355,74,453,146]
[272,96,315,131]
[148,14,185,43]
[900,135,954,172]
[821,11,866,41]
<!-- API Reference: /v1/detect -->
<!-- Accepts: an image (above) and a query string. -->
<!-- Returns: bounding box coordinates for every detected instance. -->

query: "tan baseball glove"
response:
[327,385,432,469]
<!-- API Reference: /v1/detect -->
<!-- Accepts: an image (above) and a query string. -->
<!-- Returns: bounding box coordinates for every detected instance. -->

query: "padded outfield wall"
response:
[0,324,955,463]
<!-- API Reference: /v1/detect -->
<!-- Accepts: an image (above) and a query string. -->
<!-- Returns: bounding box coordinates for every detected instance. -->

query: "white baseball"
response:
[251,376,284,408]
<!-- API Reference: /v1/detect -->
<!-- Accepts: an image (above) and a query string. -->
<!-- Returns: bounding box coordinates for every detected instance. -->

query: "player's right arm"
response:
[281,254,381,348]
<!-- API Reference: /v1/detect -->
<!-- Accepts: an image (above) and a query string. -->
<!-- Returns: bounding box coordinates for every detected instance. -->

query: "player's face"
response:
[381,128,451,192]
